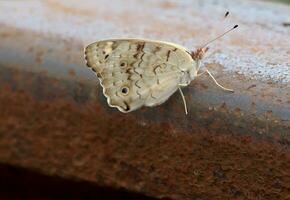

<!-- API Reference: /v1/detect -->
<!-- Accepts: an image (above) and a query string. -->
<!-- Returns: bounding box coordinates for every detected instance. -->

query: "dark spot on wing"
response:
[153,46,161,53]
[121,87,129,94]
[96,73,101,78]
[166,50,171,61]
[135,80,141,88]
[138,53,145,68]
[133,68,140,75]
[153,65,161,75]
[137,43,145,51]
[133,53,139,59]
[123,101,130,111]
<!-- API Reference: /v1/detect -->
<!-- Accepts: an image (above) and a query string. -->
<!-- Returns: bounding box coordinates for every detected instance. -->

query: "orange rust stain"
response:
[35,50,45,64]
[249,47,260,53]
[158,1,177,10]
[219,102,228,113]
[68,69,76,77]
[0,32,10,38]
[45,0,96,17]
[27,46,34,53]
[0,25,24,39]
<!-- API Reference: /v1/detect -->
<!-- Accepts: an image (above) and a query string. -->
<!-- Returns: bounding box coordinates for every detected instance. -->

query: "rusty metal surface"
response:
[0,0,290,199]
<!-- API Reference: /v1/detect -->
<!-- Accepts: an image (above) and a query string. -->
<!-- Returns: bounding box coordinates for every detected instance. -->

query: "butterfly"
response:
[84,25,238,114]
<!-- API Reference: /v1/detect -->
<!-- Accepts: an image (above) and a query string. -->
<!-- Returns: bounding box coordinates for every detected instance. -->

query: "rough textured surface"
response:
[0,67,289,200]
[0,0,289,200]
[0,0,289,83]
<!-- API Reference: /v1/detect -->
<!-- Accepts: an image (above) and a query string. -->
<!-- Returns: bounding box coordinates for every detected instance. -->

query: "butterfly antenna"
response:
[224,11,229,18]
[191,12,238,61]
[201,24,238,49]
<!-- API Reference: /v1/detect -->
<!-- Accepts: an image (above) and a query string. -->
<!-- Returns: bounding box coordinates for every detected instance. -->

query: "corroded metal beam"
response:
[0,0,289,199]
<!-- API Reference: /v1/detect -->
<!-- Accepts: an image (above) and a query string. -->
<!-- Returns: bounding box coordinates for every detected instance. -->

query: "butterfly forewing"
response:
[85,39,193,112]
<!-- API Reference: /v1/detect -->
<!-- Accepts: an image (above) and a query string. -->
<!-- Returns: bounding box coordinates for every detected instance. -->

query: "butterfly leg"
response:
[178,87,188,115]
[205,68,234,92]
[196,71,206,77]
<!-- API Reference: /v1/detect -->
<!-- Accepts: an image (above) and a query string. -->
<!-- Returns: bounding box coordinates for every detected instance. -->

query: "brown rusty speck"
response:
[45,0,97,17]
[35,50,45,64]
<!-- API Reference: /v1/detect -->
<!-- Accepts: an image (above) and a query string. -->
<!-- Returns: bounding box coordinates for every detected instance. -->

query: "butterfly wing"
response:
[84,39,193,113]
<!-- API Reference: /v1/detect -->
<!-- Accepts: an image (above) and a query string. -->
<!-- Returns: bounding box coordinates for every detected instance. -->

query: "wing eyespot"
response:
[120,61,128,67]
[121,86,130,95]
[123,101,130,111]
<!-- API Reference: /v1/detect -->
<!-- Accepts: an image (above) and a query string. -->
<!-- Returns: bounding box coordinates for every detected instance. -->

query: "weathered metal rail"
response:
[0,0,289,199]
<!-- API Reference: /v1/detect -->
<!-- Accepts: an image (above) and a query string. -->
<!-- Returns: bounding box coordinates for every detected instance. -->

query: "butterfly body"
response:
[85,39,199,113]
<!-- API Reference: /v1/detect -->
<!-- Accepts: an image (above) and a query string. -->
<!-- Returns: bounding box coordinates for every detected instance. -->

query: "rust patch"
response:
[45,0,96,17]
[35,50,45,64]
[0,67,289,200]
[158,1,177,9]
[68,69,76,77]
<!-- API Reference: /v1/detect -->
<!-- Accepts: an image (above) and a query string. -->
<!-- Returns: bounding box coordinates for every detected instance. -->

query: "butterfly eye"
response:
[121,87,129,95]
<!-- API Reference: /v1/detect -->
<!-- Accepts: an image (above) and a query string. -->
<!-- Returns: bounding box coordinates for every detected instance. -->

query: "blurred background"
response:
[0,0,289,200]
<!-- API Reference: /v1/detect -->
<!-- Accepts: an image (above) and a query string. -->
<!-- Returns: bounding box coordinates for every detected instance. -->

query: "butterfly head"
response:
[187,47,209,80]
[190,47,209,62]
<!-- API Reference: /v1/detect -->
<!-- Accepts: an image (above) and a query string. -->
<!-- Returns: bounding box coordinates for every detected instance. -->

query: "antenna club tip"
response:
[233,25,238,29]
[225,11,229,17]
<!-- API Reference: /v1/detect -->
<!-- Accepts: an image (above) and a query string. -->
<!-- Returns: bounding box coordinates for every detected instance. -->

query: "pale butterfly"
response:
[84,25,238,114]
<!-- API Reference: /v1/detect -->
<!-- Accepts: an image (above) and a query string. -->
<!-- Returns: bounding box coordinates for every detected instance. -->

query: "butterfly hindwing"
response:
[85,39,193,112]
